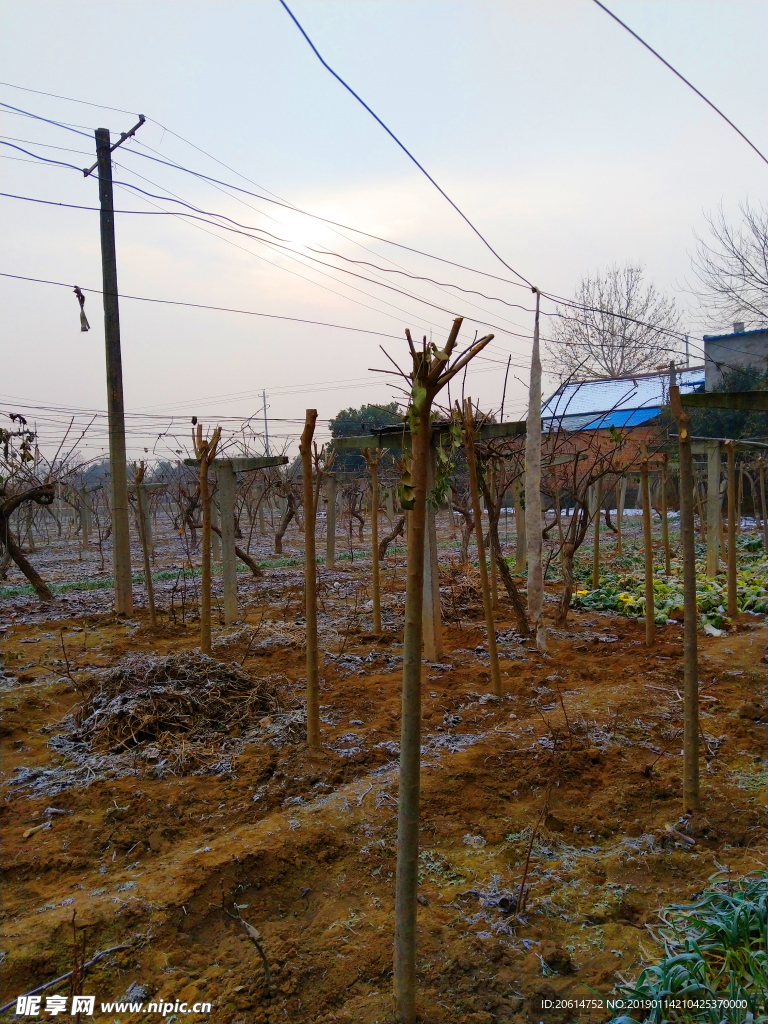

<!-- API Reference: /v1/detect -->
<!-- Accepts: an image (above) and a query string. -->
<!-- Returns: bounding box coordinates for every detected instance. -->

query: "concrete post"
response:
[617,476,627,556]
[706,442,721,577]
[211,495,221,562]
[79,491,92,549]
[325,474,337,569]
[95,127,132,615]
[592,477,602,588]
[386,486,394,523]
[218,462,238,624]
[423,448,443,661]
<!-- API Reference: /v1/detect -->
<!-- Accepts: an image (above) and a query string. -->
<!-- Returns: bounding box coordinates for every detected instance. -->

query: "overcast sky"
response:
[1,0,766,460]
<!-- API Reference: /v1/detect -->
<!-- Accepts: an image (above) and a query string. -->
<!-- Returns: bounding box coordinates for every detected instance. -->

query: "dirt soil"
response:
[1,519,766,1024]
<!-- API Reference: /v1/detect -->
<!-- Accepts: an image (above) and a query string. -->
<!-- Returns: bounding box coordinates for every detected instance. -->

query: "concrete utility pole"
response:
[87,117,145,615]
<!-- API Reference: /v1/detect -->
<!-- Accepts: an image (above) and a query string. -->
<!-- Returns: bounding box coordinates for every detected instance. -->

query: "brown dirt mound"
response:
[72,650,281,753]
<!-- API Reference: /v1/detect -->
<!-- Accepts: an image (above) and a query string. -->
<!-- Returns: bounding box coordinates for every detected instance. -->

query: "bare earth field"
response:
[1,515,766,1023]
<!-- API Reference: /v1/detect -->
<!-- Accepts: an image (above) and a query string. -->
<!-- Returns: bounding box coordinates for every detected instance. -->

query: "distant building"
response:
[541,367,704,433]
[703,323,768,390]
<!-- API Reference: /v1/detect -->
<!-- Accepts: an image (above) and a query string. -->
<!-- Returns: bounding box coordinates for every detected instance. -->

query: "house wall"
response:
[704,330,768,390]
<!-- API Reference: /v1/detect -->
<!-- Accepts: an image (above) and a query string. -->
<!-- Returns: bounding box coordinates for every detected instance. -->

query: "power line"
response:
[1,136,540,333]
[278,0,535,288]
[592,0,768,169]
[1,98,721,354]
[0,272,409,341]
[0,80,140,117]
[0,101,94,137]
[0,183,689,351]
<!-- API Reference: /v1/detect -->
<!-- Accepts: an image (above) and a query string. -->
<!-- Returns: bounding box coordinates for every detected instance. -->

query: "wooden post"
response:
[617,475,626,556]
[592,476,602,588]
[386,486,395,523]
[134,464,156,626]
[512,474,526,572]
[325,473,337,570]
[95,127,133,615]
[463,400,502,696]
[759,458,768,554]
[218,463,238,625]
[725,441,738,619]
[661,456,671,576]
[640,452,655,646]
[669,385,699,811]
[422,447,443,661]
[195,425,222,655]
[300,410,320,748]
[364,451,383,635]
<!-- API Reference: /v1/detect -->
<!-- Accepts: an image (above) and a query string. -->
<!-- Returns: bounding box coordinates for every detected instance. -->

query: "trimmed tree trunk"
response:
[0,483,57,600]
[483,476,529,636]
[463,401,502,696]
[210,524,262,577]
[274,492,296,554]
[379,515,405,560]
[300,410,320,748]
[554,501,591,627]
[395,402,432,1023]
[394,317,490,1023]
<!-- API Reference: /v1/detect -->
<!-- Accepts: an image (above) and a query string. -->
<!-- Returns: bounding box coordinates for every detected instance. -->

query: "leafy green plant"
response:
[609,871,768,1023]
[573,557,767,629]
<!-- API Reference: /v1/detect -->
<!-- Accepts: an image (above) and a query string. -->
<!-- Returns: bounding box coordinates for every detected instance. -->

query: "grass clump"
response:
[609,871,768,1023]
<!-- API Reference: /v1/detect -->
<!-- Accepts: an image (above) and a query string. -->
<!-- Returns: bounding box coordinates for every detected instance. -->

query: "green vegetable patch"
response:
[573,558,767,630]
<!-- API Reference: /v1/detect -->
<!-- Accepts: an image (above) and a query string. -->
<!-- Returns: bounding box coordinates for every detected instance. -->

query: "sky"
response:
[1,0,766,462]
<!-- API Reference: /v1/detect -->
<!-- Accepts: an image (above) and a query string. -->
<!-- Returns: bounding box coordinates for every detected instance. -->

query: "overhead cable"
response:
[592,0,768,168]
[0,272,408,340]
[278,0,535,287]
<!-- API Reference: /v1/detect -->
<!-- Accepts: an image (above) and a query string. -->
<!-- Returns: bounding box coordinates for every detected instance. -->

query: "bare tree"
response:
[547,263,681,379]
[689,200,768,329]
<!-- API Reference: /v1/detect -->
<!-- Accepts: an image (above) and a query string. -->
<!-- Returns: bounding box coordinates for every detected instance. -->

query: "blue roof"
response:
[703,327,768,340]
[542,367,704,431]
[581,407,662,430]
